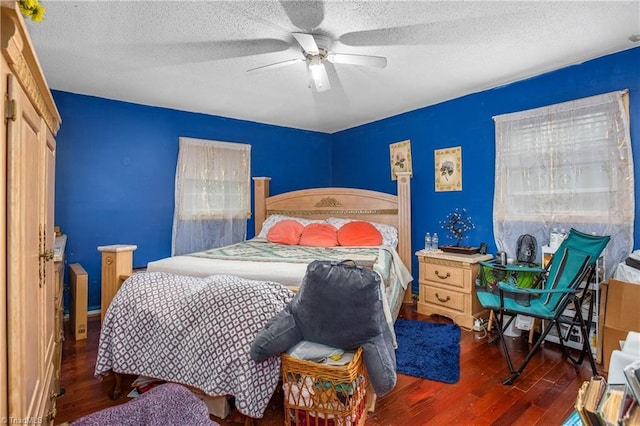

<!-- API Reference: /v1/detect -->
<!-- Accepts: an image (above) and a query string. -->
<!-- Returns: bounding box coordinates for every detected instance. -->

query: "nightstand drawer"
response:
[422,286,465,312]
[422,263,465,289]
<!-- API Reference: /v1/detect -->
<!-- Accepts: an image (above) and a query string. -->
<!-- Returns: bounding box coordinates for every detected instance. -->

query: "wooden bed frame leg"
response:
[109,371,122,400]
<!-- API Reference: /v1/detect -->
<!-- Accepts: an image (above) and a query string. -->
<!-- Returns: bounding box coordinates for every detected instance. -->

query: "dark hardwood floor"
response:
[55,304,600,425]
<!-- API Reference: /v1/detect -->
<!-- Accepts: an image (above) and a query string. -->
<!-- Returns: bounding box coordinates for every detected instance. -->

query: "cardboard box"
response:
[604,279,640,329]
[186,386,230,419]
[200,395,230,419]
[601,279,640,371]
[69,263,88,340]
[602,325,629,372]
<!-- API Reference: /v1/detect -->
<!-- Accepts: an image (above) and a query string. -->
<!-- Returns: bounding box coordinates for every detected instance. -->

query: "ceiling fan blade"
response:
[309,61,330,92]
[280,0,325,32]
[247,58,305,73]
[96,39,292,71]
[320,62,350,105]
[327,53,387,68]
[337,14,506,47]
[292,32,319,55]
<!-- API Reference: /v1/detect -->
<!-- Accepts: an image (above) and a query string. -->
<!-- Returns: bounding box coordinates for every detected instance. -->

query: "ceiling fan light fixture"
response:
[308,56,322,76]
[308,55,330,92]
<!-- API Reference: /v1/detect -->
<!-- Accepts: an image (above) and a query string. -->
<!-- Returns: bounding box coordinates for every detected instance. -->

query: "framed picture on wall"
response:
[389,140,413,181]
[435,146,462,191]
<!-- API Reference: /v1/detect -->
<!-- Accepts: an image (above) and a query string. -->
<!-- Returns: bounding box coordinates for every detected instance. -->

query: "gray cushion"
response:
[250,260,396,396]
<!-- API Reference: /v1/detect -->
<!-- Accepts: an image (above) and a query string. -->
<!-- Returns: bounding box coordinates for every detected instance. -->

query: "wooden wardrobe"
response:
[1,3,62,424]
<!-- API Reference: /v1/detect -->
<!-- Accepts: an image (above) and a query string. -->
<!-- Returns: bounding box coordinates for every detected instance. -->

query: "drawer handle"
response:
[434,270,451,280]
[435,293,451,303]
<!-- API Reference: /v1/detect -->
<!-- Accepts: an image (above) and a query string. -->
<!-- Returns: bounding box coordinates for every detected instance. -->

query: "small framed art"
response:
[389,140,412,181]
[435,146,462,191]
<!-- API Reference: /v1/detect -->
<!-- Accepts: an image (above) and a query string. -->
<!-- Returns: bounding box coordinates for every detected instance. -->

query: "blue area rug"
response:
[394,319,461,384]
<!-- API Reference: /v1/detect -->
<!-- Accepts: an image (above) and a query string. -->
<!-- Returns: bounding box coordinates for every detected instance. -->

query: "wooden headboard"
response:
[253,173,412,301]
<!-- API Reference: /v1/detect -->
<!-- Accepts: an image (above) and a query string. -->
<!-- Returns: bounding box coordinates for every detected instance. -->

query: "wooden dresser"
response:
[53,235,67,398]
[416,251,492,329]
[1,4,62,424]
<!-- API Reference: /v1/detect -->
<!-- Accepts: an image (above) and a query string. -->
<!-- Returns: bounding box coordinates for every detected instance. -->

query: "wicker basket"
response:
[281,347,368,426]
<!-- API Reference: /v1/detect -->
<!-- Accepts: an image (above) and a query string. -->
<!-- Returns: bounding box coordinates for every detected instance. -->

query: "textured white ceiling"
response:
[25,1,640,133]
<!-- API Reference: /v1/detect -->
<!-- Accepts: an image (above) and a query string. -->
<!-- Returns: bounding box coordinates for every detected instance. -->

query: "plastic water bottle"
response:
[550,227,560,249]
[432,233,439,251]
[424,232,431,251]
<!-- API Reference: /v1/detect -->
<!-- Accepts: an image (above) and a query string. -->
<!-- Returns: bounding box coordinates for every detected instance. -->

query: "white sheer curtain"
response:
[172,137,251,256]
[493,90,633,276]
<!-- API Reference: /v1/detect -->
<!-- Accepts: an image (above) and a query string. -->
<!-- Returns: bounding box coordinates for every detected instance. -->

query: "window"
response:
[493,90,633,274]
[172,137,251,255]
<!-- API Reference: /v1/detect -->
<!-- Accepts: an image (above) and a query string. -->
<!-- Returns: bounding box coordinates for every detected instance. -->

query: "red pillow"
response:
[298,223,339,247]
[337,221,383,246]
[266,220,304,245]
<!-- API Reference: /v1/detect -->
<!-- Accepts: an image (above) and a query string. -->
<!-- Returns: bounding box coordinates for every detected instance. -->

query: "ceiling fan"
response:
[247,32,387,93]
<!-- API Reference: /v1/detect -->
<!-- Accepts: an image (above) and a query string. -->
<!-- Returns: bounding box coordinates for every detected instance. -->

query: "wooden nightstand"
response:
[416,250,492,329]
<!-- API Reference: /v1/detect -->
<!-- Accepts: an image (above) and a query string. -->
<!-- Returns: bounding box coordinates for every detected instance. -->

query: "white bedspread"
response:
[147,255,309,287]
[146,240,412,338]
[95,272,295,418]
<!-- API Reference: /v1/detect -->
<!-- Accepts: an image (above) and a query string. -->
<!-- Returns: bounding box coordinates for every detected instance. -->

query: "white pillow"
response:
[325,217,398,248]
[256,214,326,240]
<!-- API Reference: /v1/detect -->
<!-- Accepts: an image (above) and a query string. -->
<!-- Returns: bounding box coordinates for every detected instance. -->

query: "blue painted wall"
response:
[332,47,640,293]
[53,92,332,310]
[54,46,639,309]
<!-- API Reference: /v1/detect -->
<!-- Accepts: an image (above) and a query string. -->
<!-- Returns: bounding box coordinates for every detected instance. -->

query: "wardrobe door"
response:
[6,73,55,421]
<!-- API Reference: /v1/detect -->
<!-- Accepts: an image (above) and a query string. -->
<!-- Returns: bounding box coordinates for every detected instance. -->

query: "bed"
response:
[95,173,413,419]
[148,175,413,295]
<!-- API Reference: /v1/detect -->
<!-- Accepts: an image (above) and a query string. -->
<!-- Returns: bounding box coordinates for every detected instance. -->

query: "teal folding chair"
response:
[476,228,610,385]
